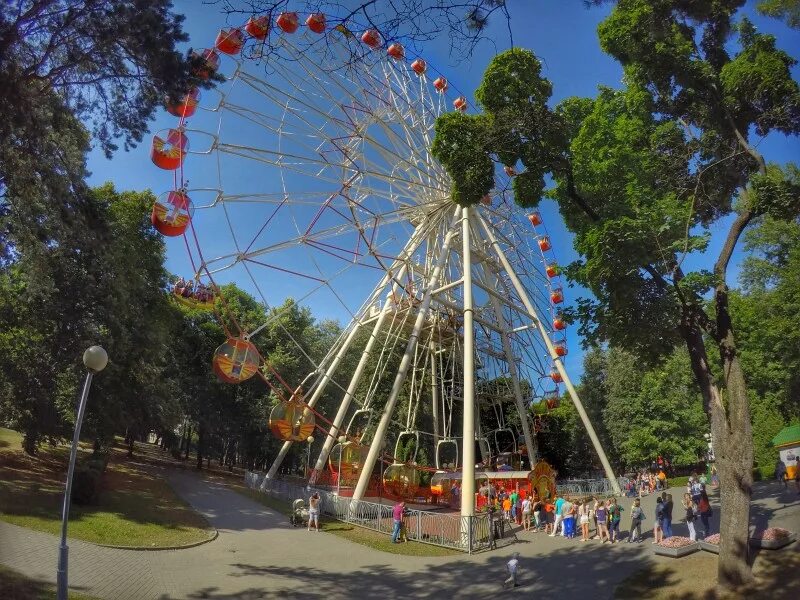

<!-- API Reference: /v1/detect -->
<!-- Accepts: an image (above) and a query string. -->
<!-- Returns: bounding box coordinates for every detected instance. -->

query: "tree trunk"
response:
[681,307,754,590]
[714,284,755,588]
[184,424,192,461]
[196,425,204,470]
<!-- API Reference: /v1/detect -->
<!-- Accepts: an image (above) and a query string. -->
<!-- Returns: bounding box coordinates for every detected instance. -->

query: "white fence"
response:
[245,471,492,553]
[556,477,629,498]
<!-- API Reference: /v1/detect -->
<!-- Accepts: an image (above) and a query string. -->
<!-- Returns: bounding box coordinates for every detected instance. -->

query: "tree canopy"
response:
[432,0,799,588]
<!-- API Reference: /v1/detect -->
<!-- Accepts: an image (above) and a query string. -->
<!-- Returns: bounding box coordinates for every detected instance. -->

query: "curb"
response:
[96,528,219,551]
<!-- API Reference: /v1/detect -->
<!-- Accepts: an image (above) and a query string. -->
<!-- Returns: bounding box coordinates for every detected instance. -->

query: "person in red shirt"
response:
[391,501,405,543]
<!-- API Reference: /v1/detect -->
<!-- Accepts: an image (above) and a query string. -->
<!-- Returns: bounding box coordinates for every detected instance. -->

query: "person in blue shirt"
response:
[550,495,565,537]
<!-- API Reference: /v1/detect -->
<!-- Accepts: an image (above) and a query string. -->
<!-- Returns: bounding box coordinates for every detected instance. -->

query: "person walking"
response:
[595,500,610,543]
[503,552,520,589]
[775,458,787,488]
[550,495,565,537]
[391,501,405,543]
[697,489,713,538]
[652,497,664,544]
[682,493,697,541]
[502,495,512,522]
[661,492,673,539]
[628,498,644,543]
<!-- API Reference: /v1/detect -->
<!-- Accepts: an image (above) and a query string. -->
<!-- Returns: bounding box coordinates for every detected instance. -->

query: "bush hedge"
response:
[70,452,109,505]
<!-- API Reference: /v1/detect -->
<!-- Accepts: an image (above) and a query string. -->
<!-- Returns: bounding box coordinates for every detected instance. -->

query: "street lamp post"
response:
[57,346,108,600]
[305,435,314,487]
[336,436,346,496]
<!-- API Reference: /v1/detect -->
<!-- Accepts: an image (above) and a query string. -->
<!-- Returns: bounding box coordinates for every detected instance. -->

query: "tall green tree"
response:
[432,2,800,586]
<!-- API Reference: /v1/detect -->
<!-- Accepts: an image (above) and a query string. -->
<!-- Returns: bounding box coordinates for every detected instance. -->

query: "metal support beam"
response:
[460,207,476,521]
[309,293,393,484]
[352,207,463,502]
[475,211,621,495]
[265,221,431,481]
[430,340,440,448]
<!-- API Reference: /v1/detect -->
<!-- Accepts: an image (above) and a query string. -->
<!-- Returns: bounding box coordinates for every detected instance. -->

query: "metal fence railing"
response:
[245,471,492,553]
[556,477,629,498]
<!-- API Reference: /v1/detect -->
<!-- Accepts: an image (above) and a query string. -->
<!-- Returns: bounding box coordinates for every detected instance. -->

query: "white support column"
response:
[264,322,363,481]
[265,221,431,482]
[475,211,621,495]
[309,293,393,483]
[352,207,463,502]
[430,340,440,449]
[460,207,476,521]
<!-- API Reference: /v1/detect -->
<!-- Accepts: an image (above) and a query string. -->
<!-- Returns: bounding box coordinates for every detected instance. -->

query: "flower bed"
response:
[653,536,699,558]
[698,534,720,554]
[749,528,796,550]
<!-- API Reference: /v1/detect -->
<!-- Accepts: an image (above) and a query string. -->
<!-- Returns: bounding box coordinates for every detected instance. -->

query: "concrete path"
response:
[1,472,797,599]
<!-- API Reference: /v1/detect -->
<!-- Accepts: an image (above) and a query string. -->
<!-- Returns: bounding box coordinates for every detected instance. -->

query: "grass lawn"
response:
[235,485,461,557]
[0,428,213,547]
[0,564,98,600]
[615,544,800,599]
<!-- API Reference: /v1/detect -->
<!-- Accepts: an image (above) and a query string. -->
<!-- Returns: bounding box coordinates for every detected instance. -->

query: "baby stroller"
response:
[290,498,309,527]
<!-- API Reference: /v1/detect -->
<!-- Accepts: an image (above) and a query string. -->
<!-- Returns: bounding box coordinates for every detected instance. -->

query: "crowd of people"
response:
[480,470,716,547]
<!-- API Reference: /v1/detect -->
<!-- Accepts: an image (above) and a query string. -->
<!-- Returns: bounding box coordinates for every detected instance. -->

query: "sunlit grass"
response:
[0,428,213,547]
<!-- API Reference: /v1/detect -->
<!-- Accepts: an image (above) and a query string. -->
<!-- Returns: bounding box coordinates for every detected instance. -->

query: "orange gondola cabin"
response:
[245,15,270,39]
[151,128,188,171]
[212,337,260,383]
[269,395,315,441]
[387,43,404,60]
[191,48,220,80]
[433,77,448,92]
[361,29,381,48]
[151,190,193,237]
[276,12,299,33]
[411,58,426,75]
[166,88,200,118]
[215,28,245,55]
[306,13,326,33]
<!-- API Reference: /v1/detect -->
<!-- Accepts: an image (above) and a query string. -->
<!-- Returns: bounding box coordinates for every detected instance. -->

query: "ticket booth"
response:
[772,424,800,480]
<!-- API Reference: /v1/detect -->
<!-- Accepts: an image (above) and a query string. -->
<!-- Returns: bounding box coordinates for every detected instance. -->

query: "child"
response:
[628,498,644,543]
[503,495,512,522]
[503,552,520,589]
[595,500,609,543]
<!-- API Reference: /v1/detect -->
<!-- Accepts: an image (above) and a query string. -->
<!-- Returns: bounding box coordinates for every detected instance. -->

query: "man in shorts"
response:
[308,492,321,532]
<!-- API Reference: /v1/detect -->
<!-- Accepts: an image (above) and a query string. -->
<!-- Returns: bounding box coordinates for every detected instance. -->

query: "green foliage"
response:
[748,163,800,219]
[0,0,212,156]
[432,49,563,208]
[757,0,800,29]
[604,348,707,468]
[430,112,494,206]
[71,461,103,505]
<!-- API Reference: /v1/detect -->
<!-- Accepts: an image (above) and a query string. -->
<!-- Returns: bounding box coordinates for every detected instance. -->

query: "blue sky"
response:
[86,0,800,381]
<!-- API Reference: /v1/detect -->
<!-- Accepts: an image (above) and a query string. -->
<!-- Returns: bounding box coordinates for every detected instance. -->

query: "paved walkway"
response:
[1,472,798,599]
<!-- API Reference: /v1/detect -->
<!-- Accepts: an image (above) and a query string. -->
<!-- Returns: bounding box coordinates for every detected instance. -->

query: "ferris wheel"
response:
[149,10,619,518]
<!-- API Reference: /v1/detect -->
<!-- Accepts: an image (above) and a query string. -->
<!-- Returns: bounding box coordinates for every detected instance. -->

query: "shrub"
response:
[71,462,104,505]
